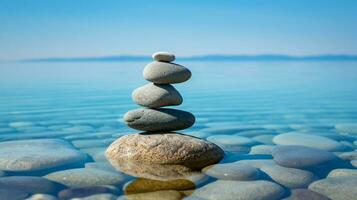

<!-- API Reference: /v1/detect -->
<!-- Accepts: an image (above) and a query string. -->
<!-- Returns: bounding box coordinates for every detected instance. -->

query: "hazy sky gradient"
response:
[1,0,357,59]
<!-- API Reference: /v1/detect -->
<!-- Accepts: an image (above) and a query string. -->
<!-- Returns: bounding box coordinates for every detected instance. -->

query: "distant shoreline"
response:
[12,54,357,63]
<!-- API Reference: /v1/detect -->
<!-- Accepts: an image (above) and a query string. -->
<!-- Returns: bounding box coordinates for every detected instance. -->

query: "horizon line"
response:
[5,54,357,63]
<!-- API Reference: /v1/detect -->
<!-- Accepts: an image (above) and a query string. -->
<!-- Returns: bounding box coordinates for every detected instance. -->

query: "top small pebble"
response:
[152,52,175,62]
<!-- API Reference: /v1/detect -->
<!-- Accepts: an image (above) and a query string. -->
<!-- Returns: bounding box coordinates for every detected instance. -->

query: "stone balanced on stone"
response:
[106,52,224,170]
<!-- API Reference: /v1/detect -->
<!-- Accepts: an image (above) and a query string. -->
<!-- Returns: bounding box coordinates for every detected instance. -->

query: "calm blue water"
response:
[0,61,357,199]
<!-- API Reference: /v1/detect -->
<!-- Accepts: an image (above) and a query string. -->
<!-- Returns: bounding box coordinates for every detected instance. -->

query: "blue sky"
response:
[0,0,357,60]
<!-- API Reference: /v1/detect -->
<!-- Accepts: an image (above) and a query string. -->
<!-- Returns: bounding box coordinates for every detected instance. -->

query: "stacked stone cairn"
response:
[106,52,224,172]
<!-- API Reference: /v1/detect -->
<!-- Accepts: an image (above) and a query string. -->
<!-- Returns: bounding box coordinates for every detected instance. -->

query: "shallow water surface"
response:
[0,61,357,199]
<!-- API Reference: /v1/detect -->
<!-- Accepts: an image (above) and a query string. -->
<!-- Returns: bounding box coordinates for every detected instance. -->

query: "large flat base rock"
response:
[106,133,224,170]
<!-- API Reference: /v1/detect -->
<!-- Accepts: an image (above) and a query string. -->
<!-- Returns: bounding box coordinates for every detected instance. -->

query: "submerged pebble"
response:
[236,159,276,168]
[76,193,117,200]
[335,123,357,135]
[0,188,29,200]
[252,134,276,145]
[207,135,256,152]
[44,168,126,188]
[202,163,259,180]
[249,145,274,155]
[272,145,337,168]
[309,176,357,200]
[191,180,285,200]
[351,160,357,167]
[236,129,277,137]
[58,185,119,199]
[273,132,346,151]
[327,168,357,177]
[25,194,58,200]
[260,165,316,188]
[0,176,64,195]
[84,162,118,172]
[0,139,87,172]
[283,189,331,200]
